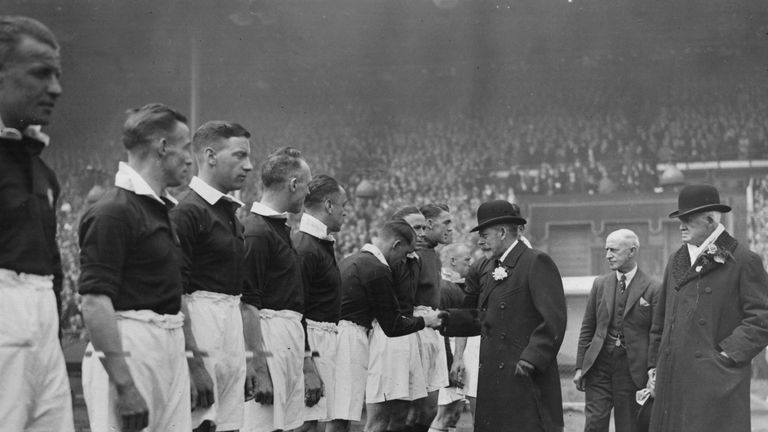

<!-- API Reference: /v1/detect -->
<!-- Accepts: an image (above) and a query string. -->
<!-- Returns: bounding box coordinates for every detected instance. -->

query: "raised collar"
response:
[299,213,334,241]
[687,223,725,266]
[189,176,244,207]
[362,243,388,267]
[114,161,177,205]
[250,201,288,219]
[499,239,520,262]
[441,267,465,284]
[0,116,50,146]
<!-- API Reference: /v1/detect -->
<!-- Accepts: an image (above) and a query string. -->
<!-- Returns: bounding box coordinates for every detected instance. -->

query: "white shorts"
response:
[243,309,305,432]
[331,320,369,421]
[437,335,481,405]
[414,306,449,393]
[302,319,338,422]
[0,269,74,432]
[366,320,427,403]
[82,310,190,432]
[185,291,247,430]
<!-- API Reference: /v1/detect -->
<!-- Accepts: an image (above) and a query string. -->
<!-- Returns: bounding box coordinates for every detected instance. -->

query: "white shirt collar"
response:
[299,213,334,241]
[114,161,177,205]
[441,267,465,284]
[0,116,50,146]
[499,239,520,263]
[189,176,244,207]
[616,264,638,287]
[687,223,725,266]
[250,201,289,219]
[362,243,388,267]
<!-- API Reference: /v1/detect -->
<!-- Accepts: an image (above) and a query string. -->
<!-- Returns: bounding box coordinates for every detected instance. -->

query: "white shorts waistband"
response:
[260,308,302,321]
[185,290,241,305]
[0,268,53,290]
[338,320,368,334]
[307,319,338,333]
[115,310,185,329]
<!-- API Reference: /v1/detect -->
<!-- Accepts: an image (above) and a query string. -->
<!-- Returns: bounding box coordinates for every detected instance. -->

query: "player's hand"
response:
[303,356,324,407]
[573,369,585,392]
[249,358,274,405]
[449,357,466,388]
[115,382,149,431]
[514,359,535,377]
[423,310,443,329]
[189,359,215,410]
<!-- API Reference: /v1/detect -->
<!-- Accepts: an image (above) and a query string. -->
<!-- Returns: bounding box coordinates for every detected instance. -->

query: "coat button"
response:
[694,351,702,358]
[704,287,712,294]
[665,348,671,356]
[481,307,487,312]
[500,302,506,309]
[500,333,506,340]
[499,362,504,369]
[698,319,706,326]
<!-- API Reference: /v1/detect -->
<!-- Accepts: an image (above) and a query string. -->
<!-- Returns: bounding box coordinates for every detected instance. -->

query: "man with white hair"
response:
[574,229,659,432]
[648,184,768,432]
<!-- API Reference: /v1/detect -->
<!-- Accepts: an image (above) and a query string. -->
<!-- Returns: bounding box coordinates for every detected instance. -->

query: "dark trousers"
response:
[583,346,640,432]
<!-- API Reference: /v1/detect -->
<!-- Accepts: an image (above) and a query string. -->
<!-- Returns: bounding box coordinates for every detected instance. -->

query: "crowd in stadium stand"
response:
[51,80,768,336]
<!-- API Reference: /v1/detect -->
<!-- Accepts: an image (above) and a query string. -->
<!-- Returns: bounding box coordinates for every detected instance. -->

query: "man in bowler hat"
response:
[648,184,768,432]
[442,200,567,432]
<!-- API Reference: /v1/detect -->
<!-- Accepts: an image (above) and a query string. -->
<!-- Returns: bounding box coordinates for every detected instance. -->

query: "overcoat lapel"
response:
[478,241,527,308]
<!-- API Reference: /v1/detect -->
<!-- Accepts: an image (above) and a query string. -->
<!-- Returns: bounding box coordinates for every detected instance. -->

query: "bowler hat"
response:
[669,184,731,218]
[470,200,527,233]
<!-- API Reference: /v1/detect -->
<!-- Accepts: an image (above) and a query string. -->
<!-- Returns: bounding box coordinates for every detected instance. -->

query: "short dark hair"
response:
[420,203,449,220]
[381,220,415,245]
[0,16,58,69]
[192,120,250,154]
[391,206,421,222]
[260,146,304,188]
[122,103,188,151]
[304,174,343,208]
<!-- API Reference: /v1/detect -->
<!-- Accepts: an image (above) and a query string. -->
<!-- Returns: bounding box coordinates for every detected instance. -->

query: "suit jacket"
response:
[447,242,567,432]
[576,269,660,388]
[648,231,768,432]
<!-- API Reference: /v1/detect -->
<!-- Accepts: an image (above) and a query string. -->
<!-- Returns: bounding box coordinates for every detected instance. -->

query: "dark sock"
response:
[411,424,431,432]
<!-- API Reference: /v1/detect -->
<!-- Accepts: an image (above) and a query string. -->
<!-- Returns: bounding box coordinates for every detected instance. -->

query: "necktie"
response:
[619,274,627,294]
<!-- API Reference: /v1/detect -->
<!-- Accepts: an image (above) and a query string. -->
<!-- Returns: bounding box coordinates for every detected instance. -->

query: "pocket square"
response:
[639,297,650,307]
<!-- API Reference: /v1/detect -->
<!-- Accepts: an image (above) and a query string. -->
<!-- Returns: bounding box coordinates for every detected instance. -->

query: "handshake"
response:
[421,310,450,329]
[421,309,481,337]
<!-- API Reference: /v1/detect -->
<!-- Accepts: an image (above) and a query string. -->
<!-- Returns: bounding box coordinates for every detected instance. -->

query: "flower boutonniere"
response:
[492,266,509,281]
[696,244,732,273]
[707,243,731,264]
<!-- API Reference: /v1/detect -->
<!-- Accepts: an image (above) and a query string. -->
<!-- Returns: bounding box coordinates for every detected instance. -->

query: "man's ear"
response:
[204,147,217,165]
[157,138,168,157]
[289,177,298,192]
[391,239,401,250]
[426,218,434,230]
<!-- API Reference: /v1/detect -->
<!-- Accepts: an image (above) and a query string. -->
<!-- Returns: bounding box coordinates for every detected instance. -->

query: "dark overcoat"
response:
[648,231,768,432]
[462,242,568,432]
